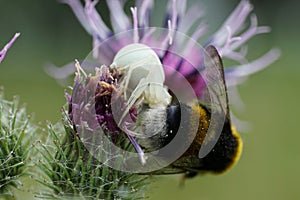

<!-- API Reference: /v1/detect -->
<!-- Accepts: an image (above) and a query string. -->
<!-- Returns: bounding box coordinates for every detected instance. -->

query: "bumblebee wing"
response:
[198,45,230,158]
[204,46,230,114]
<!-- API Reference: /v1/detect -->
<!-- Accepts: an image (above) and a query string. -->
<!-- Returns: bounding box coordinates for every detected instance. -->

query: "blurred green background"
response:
[0,0,299,199]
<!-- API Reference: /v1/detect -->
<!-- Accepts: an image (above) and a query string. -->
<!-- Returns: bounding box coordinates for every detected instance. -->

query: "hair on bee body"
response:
[136,46,243,179]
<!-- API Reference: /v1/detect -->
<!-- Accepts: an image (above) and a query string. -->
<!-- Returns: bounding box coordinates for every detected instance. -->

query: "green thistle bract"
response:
[35,65,149,200]
[0,91,35,198]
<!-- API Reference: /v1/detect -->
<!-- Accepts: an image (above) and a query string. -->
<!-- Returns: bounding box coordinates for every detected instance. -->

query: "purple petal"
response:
[106,0,130,32]
[84,0,111,40]
[60,0,93,34]
[211,0,253,46]
[225,48,281,86]
[0,33,20,63]
[136,0,154,27]
[126,134,146,165]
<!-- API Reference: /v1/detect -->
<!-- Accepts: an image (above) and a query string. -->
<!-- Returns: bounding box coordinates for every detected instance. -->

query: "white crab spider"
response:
[111,43,171,126]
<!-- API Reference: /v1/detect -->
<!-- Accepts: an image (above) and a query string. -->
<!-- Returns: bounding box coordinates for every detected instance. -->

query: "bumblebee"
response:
[136,46,243,178]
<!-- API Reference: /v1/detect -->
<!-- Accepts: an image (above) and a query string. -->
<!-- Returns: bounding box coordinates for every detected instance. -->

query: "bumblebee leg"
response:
[179,171,198,188]
[184,171,198,179]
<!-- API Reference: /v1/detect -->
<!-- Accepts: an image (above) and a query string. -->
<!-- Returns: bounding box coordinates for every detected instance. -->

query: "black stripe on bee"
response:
[138,46,242,178]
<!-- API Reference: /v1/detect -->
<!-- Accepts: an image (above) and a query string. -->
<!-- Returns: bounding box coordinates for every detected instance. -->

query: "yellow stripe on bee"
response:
[227,125,243,171]
[185,105,211,154]
[187,104,243,172]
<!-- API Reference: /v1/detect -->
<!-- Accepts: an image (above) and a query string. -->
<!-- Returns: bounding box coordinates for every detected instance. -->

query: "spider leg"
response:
[122,67,132,100]
[119,55,153,100]
[118,78,149,126]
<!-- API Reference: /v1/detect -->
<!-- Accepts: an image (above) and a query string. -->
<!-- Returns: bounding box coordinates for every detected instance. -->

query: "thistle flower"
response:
[46,0,281,129]
[1,33,33,199]
[48,0,280,91]
[0,33,20,63]
[0,91,35,198]
[41,0,281,199]
[36,62,149,199]
[44,0,281,158]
